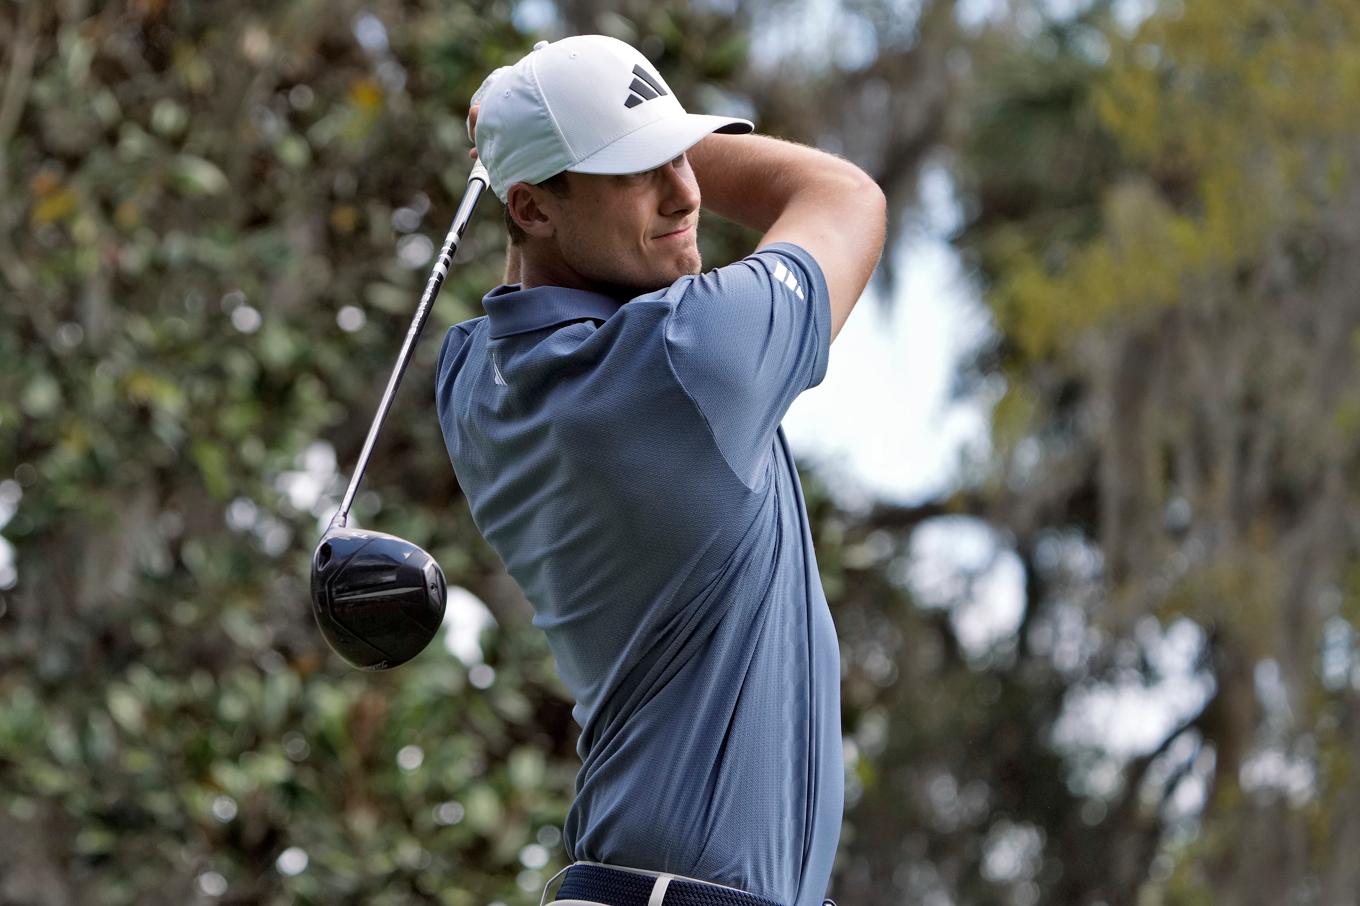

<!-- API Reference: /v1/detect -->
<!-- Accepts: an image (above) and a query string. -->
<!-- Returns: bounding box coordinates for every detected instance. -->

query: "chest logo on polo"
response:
[771,259,806,300]
[624,64,669,109]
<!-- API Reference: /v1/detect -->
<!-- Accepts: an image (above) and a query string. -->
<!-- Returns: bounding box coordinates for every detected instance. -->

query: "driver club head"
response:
[310,526,447,670]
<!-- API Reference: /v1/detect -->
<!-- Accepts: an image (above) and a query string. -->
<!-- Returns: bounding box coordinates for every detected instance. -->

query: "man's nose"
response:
[659,158,700,215]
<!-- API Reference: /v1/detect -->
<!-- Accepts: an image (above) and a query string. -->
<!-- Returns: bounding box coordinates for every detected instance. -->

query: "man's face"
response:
[526,153,702,295]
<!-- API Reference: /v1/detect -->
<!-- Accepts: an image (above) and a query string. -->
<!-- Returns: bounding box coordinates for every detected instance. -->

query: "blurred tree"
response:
[928,0,1360,903]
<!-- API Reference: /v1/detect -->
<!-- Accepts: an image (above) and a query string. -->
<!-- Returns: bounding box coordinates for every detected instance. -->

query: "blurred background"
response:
[4,0,1360,903]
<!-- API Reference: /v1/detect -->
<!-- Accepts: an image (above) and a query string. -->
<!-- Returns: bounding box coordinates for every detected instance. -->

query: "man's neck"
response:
[515,249,637,301]
[517,251,588,292]
[503,242,523,285]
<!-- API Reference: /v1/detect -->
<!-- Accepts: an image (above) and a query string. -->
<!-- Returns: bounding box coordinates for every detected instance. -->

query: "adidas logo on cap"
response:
[625,64,670,109]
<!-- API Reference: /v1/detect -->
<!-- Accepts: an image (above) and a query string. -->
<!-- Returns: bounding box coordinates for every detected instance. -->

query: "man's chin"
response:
[624,263,701,295]
[586,253,702,297]
[656,260,702,291]
[674,249,703,280]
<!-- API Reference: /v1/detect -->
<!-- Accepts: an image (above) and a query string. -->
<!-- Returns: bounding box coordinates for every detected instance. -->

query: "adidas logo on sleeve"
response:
[771,259,805,300]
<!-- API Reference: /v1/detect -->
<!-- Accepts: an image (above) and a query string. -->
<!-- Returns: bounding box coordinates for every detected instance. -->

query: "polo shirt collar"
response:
[483,283,628,339]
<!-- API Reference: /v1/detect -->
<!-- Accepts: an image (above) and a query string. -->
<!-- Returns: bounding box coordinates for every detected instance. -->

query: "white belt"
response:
[541,860,752,906]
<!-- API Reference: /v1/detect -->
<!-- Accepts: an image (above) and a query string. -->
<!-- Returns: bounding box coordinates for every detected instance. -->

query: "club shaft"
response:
[331,161,490,529]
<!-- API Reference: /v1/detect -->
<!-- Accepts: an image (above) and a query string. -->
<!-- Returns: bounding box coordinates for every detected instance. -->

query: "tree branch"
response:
[0,3,42,292]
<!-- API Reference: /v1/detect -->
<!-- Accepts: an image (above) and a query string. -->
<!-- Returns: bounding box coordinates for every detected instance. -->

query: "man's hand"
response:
[467,65,510,161]
[466,99,521,284]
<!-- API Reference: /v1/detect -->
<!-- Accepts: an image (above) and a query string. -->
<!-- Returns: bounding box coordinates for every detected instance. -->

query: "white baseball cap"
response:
[469,35,754,202]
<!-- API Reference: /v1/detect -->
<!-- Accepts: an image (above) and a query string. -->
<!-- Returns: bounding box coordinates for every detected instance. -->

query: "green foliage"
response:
[0,634,574,904]
[0,1,576,902]
[976,0,1360,363]
[952,1,1360,902]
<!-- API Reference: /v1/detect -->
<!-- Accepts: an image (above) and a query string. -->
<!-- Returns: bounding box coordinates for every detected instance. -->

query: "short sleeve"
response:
[664,241,831,489]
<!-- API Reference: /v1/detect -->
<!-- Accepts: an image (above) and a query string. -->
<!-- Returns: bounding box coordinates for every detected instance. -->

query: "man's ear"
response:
[506,183,556,239]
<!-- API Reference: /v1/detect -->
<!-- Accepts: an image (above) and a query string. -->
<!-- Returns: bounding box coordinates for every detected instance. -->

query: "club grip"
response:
[470,159,489,187]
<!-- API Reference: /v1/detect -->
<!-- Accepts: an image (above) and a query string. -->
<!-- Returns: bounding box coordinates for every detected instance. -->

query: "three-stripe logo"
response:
[625,64,669,109]
[771,259,806,300]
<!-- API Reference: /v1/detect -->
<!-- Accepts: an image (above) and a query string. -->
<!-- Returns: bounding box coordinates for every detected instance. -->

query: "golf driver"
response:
[310,160,490,670]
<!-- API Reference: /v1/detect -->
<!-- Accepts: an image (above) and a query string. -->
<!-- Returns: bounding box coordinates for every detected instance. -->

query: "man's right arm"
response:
[686,133,887,343]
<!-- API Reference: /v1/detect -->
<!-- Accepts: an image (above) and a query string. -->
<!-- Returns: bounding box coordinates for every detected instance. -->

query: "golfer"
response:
[436,35,885,906]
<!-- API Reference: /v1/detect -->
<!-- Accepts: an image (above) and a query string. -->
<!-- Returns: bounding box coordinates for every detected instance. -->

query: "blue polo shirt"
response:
[435,242,842,906]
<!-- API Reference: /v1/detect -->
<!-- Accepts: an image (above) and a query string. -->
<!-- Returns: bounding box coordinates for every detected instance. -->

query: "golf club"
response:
[310,159,490,670]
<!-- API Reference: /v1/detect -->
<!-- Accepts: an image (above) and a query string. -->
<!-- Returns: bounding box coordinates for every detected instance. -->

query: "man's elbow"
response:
[838,166,888,259]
